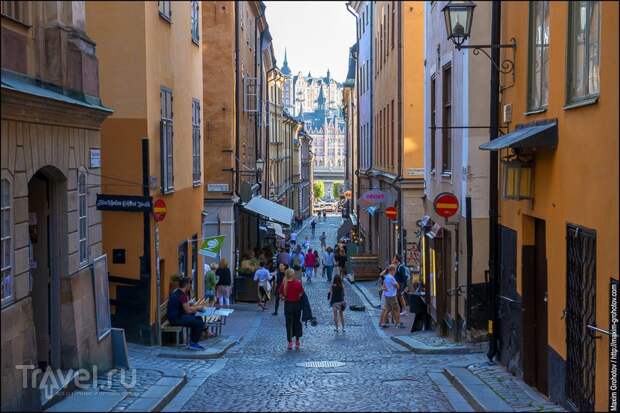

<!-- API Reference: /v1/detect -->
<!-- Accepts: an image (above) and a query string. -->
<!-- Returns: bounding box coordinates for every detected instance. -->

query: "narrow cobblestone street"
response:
[180,216,484,412]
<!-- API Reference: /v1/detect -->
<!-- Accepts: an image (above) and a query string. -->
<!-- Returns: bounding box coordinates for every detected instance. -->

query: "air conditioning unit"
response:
[503,103,513,124]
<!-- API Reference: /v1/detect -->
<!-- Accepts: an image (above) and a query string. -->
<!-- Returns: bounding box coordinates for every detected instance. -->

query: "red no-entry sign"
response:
[385,206,397,220]
[153,198,167,222]
[433,192,459,219]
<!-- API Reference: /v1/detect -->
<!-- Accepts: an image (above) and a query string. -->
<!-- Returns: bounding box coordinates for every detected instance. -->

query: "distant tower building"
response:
[281,49,294,114]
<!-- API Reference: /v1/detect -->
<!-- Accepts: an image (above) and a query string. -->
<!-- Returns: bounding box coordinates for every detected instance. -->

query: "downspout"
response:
[396,1,403,258]
[346,3,360,218]
[254,8,265,195]
[487,0,501,362]
[234,1,241,199]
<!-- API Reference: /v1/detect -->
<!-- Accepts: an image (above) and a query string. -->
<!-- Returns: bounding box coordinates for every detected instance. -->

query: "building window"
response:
[191,0,199,44]
[1,1,28,25]
[391,1,395,49]
[160,87,174,192]
[528,1,549,111]
[158,1,171,22]
[442,64,452,173]
[390,99,394,167]
[191,234,198,291]
[78,171,88,266]
[192,99,201,185]
[567,1,600,104]
[1,179,12,305]
[430,75,436,171]
[178,241,188,277]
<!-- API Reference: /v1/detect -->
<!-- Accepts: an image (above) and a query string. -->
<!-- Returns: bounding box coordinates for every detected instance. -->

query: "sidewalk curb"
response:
[162,359,228,412]
[157,336,240,360]
[391,335,485,355]
[346,279,381,309]
[444,367,513,412]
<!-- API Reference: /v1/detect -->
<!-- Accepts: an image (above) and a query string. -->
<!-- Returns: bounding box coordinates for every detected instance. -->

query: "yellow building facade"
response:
[86,0,204,344]
[485,1,619,410]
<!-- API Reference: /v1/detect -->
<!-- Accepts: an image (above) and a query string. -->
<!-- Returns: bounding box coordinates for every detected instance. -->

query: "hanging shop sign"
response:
[199,235,226,258]
[358,189,393,209]
[433,192,459,219]
[153,198,167,222]
[385,206,397,220]
[96,194,152,212]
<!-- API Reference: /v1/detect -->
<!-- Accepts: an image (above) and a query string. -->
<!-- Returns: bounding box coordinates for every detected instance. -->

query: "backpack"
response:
[398,264,411,283]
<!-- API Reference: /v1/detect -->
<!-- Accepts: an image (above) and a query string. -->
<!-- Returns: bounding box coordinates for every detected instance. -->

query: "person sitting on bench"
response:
[167,277,206,350]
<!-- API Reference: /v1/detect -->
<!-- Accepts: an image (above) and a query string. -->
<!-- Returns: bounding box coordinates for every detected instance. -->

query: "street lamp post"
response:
[442,0,514,361]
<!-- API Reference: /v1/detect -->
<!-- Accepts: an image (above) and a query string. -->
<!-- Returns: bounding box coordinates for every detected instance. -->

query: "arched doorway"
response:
[28,166,66,370]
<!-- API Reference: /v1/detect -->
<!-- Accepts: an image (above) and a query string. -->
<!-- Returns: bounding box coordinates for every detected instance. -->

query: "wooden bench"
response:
[160,297,218,346]
[160,300,189,346]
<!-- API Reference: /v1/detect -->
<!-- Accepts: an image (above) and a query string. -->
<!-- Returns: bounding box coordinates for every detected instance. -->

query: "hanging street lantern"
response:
[442,0,476,50]
[502,158,533,200]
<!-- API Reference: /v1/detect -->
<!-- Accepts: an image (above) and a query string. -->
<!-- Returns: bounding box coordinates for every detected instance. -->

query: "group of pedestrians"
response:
[377,255,411,329]
[203,258,233,307]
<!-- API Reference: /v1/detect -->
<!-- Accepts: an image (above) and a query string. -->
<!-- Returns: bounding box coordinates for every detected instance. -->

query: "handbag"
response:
[340,301,347,311]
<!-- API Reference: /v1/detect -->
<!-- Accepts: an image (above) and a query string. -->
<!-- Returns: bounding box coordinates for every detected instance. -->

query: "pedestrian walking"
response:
[323,210,327,220]
[313,249,320,278]
[322,247,335,281]
[272,263,287,316]
[319,231,327,250]
[254,261,273,311]
[311,219,316,237]
[328,274,346,332]
[204,262,218,303]
[393,255,410,315]
[289,231,297,247]
[277,247,291,267]
[280,268,304,350]
[380,265,405,328]
[304,248,316,283]
[290,245,305,271]
[336,246,347,277]
[215,258,232,308]
[302,236,311,252]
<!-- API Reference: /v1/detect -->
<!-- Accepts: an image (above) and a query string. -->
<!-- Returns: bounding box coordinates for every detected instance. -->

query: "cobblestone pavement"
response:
[181,215,483,412]
[467,363,566,412]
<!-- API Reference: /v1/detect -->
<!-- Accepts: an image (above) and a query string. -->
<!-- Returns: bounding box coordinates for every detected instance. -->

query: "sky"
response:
[265,1,356,82]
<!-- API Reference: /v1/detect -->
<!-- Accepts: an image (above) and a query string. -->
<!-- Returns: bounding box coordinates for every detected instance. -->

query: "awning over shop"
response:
[243,196,293,226]
[268,222,285,238]
[479,121,557,151]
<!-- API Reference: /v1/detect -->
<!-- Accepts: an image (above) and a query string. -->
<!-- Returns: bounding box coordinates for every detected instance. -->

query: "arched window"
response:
[78,171,88,266]
[1,179,13,304]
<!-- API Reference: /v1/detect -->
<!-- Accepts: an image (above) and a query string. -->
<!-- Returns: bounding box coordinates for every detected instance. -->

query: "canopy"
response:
[268,222,285,238]
[243,196,294,226]
[479,121,557,151]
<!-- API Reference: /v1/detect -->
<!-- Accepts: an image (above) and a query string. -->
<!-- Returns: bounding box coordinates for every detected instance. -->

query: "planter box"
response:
[350,255,379,281]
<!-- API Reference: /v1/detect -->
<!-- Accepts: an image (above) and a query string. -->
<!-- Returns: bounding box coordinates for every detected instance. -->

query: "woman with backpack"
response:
[328,274,346,332]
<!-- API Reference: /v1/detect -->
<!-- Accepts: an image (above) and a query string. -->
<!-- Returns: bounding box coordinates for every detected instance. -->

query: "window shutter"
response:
[160,120,166,191]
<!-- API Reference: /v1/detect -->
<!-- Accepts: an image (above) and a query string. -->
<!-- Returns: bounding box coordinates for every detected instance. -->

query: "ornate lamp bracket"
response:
[457,37,517,82]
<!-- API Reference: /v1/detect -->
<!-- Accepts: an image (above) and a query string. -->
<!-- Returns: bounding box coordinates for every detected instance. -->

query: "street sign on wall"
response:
[153,198,167,222]
[385,206,397,220]
[433,192,459,219]
[96,194,152,212]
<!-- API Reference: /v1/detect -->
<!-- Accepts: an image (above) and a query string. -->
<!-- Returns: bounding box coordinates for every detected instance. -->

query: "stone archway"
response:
[28,165,67,370]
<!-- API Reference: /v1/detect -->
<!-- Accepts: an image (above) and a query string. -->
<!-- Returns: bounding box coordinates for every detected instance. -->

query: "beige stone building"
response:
[1,1,113,410]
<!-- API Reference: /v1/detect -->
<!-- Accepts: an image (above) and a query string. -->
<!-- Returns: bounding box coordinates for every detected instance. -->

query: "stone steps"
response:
[443,366,513,412]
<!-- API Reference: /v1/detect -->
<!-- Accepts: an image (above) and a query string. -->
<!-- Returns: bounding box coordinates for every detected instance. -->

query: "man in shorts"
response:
[380,265,405,328]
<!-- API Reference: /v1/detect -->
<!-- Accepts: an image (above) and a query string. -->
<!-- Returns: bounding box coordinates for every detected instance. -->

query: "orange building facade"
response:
[486,2,619,410]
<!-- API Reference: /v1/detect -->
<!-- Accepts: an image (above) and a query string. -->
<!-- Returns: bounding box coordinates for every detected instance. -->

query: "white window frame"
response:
[191,0,199,44]
[158,0,171,22]
[1,178,13,306]
[78,170,89,267]
[160,87,174,193]
[192,99,201,186]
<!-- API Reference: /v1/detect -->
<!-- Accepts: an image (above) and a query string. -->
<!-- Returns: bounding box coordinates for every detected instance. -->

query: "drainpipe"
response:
[346,2,360,226]
[487,0,501,362]
[396,1,403,258]
[234,1,241,199]
[255,8,265,194]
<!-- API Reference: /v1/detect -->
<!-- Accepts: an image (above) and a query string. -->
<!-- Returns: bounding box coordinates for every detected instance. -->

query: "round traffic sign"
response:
[433,192,459,218]
[153,198,167,222]
[385,206,397,220]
